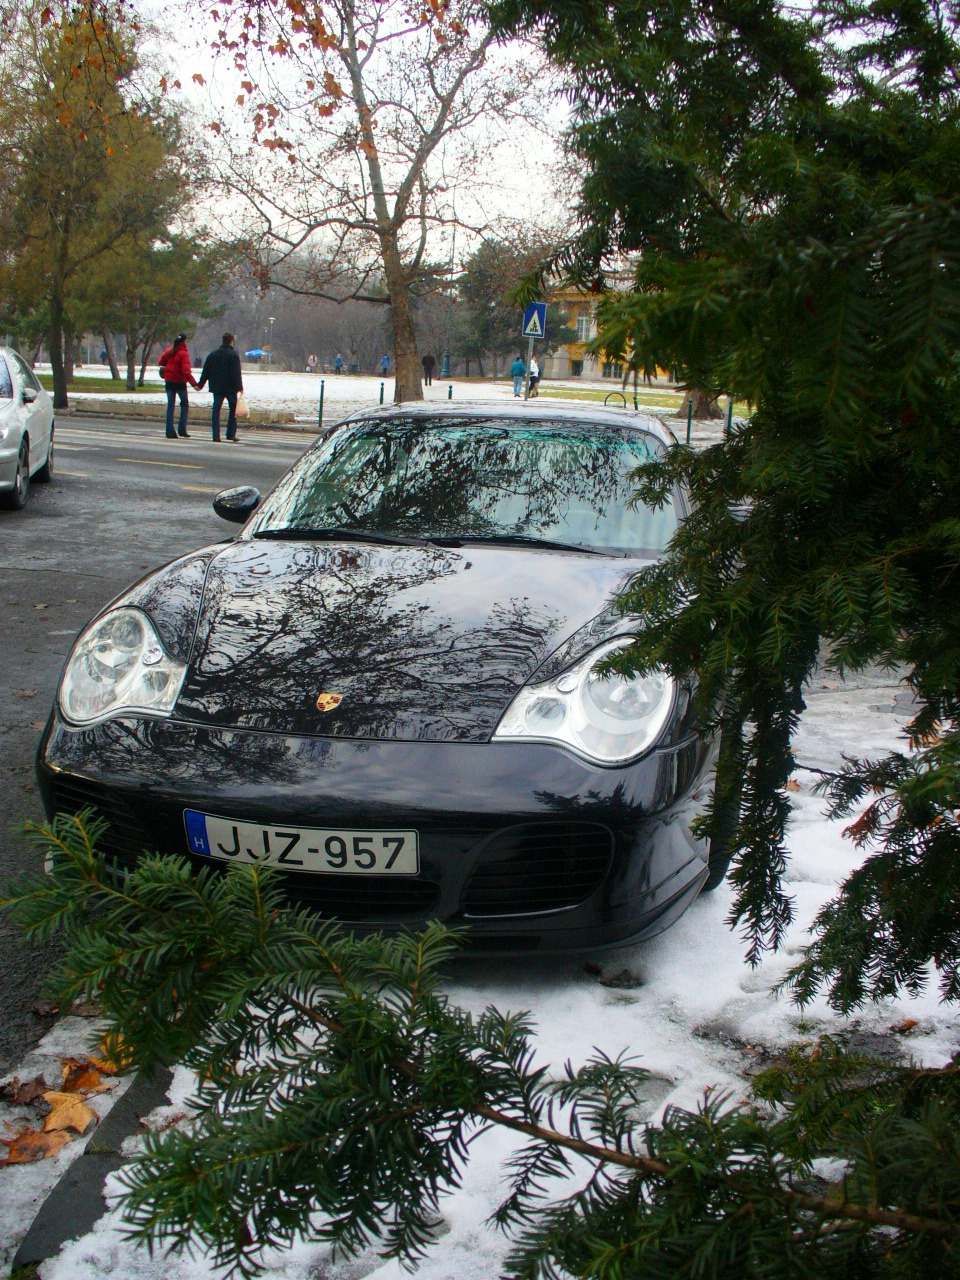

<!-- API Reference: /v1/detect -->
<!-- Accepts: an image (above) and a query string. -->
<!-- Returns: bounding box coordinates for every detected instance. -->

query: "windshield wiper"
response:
[457,533,604,555]
[252,526,431,547]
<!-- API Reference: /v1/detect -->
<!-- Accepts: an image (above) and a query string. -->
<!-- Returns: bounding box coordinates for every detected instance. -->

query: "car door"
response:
[9,351,49,472]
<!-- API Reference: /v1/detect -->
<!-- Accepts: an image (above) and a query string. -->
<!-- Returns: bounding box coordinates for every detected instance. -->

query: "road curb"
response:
[12,1068,174,1271]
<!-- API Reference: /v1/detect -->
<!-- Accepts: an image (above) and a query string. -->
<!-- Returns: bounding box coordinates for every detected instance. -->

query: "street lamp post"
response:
[268,317,275,370]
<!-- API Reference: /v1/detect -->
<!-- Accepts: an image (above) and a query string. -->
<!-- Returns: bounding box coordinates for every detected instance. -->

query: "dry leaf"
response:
[0,1074,48,1105]
[894,1018,919,1034]
[41,1091,98,1134]
[785,780,802,792]
[0,1127,75,1165]
[60,1057,108,1093]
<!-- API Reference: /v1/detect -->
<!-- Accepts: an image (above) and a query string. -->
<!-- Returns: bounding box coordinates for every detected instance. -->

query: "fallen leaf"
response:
[41,1091,98,1134]
[0,1127,75,1165]
[785,779,802,792]
[95,1032,133,1073]
[0,1074,48,1105]
[60,1058,112,1094]
[69,1001,103,1019]
[894,1018,919,1034]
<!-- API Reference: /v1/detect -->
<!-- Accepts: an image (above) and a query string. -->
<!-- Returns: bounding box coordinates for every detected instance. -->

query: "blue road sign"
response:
[522,302,547,339]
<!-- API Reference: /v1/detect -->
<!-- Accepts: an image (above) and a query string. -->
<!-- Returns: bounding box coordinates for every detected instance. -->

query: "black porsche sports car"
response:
[37,401,724,953]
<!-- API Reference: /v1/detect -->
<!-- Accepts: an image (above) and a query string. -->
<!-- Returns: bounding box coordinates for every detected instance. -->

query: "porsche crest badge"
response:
[316,692,343,713]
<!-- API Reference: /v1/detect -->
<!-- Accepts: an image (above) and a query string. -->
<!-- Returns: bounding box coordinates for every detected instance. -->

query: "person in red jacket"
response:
[158,334,200,438]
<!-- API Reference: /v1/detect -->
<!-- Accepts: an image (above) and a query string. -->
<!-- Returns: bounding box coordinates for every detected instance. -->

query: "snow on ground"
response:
[2,667,954,1280]
[59,366,685,427]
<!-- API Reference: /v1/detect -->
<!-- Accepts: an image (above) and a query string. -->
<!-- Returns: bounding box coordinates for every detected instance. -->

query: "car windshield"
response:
[246,416,679,555]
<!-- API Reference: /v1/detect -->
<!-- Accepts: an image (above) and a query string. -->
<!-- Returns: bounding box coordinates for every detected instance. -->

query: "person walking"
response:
[421,353,435,386]
[158,334,200,438]
[380,354,390,375]
[510,355,526,397]
[528,355,540,397]
[334,352,343,374]
[198,332,244,442]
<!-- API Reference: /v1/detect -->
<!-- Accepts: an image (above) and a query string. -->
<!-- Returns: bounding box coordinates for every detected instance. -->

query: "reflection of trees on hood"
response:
[255,419,664,540]
[177,542,564,741]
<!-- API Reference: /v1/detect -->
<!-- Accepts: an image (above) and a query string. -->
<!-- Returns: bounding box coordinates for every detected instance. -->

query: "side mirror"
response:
[213,486,261,524]
[22,385,38,404]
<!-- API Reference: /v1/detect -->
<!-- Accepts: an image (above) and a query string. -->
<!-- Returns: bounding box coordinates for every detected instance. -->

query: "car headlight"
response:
[493,638,675,765]
[59,608,187,727]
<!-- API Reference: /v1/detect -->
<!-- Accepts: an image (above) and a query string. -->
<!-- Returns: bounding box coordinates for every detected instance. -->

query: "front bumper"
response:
[37,714,715,954]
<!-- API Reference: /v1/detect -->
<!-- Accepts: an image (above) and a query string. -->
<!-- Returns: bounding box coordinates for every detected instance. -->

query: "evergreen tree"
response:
[487,0,960,1003]
[4,818,960,1279]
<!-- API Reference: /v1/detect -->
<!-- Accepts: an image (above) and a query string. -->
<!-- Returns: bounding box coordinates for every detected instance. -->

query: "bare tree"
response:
[205,0,542,401]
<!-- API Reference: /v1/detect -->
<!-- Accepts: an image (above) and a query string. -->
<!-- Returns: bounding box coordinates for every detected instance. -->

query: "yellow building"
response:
[540,284,667,383]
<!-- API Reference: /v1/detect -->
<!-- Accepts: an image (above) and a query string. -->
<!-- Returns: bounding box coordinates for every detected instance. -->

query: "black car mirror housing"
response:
[214,486,261,524]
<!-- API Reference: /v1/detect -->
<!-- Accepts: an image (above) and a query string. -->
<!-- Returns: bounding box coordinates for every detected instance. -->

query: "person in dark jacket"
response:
[158,334,200,438]
[198,332,244,442]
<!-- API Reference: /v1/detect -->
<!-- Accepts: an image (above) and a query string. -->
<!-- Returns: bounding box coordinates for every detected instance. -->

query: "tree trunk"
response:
[380,232,422,402]
[102,331,120,379]
[49,294,68,410]
[140,330,159,385]
[125,329,138,390]
[675,389,723,420]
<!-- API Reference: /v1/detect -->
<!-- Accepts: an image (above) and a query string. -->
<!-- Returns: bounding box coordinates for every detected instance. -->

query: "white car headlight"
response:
[493,638,675,766]
[60,608,186,727]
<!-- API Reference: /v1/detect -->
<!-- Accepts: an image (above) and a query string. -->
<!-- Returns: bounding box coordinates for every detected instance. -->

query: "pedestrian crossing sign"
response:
[522,302,547,339]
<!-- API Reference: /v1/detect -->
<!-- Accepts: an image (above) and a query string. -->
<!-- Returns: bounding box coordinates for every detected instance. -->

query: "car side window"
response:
[9,351,40,393]
[0,356,12,401]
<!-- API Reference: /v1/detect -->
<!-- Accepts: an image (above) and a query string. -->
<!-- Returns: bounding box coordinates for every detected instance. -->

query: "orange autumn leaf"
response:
[41,1091,98,1135]
[60,1057,107,1093]
[0,1127,75,1166]
[785,779,801,792]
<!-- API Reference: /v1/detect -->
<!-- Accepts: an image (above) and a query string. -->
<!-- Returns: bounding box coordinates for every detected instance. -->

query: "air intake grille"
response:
[48,778,155,865]
[462,821,613,917]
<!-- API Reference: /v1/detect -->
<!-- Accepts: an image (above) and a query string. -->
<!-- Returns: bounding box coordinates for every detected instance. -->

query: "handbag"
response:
[235,393,250,419]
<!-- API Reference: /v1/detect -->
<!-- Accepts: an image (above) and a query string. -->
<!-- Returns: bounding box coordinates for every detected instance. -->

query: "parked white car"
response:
[0,347,54,510]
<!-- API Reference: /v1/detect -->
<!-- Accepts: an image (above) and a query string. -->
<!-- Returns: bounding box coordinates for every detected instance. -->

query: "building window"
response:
[571,360,583,377]
[602,361,624,379]
[575,313,591,342]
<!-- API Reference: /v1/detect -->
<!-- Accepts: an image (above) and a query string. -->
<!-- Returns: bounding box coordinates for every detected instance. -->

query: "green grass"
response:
[537,385,683,408]
[38,373,164,394]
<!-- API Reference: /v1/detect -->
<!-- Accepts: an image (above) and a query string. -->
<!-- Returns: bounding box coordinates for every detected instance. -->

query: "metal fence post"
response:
[447,384,453,400]
[727,395,734,433]
[379,381,385,405]
[318,380,324,430]
[686,399,692,446]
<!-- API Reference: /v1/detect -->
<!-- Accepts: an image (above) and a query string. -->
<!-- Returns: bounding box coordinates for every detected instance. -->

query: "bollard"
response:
[726,395,734,434]
[318,380,324,430]
[379,381,385,405]
[686,399,692,446]
[447,383,453,400]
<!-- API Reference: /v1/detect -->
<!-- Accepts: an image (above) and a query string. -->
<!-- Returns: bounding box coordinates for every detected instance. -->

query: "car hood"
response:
[136,539,647,742]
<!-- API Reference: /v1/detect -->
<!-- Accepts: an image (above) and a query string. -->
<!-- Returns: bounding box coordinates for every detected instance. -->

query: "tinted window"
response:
[248,417,678,554]
[0,357,12,401]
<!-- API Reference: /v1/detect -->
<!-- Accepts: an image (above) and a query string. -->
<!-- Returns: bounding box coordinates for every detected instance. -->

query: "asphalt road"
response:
[0,415,314,1073]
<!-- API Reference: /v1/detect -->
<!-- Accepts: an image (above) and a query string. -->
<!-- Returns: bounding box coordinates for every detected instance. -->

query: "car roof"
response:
[341,399,678,449]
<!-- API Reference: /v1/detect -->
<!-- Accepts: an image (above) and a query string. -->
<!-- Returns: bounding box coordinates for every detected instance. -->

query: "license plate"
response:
[183,811,419,875]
